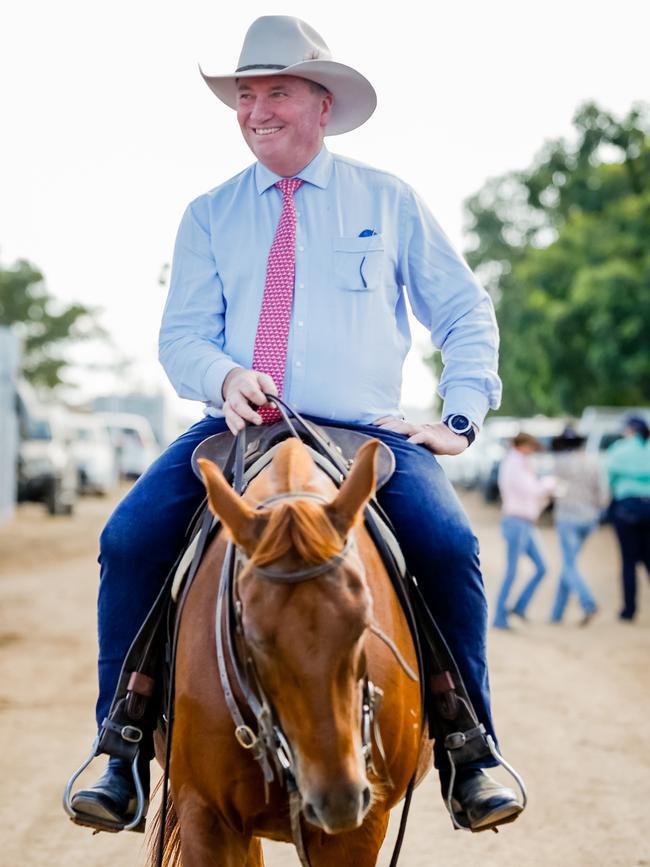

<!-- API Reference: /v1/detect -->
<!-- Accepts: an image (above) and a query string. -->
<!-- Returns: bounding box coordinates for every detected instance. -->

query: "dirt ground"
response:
[1,486,648,867]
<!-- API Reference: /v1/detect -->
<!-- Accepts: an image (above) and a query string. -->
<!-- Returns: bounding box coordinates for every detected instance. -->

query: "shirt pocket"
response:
[332,235,385,291]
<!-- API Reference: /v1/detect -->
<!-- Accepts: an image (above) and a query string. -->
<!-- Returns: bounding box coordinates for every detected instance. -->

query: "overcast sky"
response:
[2,0,648,421]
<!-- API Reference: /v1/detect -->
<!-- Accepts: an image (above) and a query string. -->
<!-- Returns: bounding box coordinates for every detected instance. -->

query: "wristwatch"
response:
[444,414,476,446]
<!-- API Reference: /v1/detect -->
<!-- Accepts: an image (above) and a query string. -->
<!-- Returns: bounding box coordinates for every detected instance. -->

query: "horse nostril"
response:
[303,801,319,826]
[361,785,371,812]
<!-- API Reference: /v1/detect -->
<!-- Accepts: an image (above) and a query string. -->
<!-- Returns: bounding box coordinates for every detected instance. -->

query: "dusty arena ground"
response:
[1,485,648,866]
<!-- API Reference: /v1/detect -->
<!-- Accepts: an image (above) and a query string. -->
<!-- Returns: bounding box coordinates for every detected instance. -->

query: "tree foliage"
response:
[0,258,100,389]
[460,101,650,416]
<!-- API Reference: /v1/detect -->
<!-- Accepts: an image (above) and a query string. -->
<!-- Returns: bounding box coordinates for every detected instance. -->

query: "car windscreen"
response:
[26,418,52,440]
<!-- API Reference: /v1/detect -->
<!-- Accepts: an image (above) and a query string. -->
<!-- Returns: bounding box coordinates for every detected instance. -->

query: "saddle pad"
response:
[191,423,396,490]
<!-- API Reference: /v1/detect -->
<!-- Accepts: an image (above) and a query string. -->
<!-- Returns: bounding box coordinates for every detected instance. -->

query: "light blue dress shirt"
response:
[160,146,501,426]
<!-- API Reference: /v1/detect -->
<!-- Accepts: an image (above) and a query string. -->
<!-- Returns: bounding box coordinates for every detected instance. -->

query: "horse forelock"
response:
[249,439,346,568]
[252,499,344,568]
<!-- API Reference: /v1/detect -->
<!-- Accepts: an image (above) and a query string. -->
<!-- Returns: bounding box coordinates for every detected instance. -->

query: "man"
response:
[606,416,650,620]
[71,15,523,834]
[549,428,604,625]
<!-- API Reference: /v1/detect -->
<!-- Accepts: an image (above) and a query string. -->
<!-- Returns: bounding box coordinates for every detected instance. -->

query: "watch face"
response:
[449,414,470,433]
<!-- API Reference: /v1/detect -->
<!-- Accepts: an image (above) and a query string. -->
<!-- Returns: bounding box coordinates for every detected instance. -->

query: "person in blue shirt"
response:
[606,416,650,620]
[70,15,522,835]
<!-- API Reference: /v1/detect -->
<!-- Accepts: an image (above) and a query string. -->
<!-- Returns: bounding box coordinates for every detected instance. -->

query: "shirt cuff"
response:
[441,386,491,431]
[202,357,242,408]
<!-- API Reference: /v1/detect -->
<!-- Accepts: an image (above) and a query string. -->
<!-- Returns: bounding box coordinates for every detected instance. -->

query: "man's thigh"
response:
[368,429,486,616]
[307,419,481,585]
[99,415,229,573]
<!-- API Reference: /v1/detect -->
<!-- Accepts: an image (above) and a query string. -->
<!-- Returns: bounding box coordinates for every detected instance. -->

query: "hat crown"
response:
[237,15,333,71]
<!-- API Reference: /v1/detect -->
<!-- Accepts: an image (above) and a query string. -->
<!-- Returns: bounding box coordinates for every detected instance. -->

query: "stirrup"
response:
[445,730,528,833]
[62,735,148,833]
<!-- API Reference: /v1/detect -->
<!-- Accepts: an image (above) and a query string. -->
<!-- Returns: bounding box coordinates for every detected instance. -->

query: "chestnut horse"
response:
[150,436,430,866]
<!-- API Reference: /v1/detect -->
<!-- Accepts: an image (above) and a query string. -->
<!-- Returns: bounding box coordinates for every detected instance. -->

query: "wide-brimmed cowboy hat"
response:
[200,16,377,135]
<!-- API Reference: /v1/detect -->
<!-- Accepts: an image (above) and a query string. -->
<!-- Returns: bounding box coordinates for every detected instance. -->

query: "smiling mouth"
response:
[253,127,282,136]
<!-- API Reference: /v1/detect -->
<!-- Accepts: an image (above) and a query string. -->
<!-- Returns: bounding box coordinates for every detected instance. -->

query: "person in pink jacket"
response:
[493,433,555,629]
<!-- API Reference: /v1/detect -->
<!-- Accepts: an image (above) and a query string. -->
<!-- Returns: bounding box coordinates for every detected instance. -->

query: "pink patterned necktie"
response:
[253,177,303,424]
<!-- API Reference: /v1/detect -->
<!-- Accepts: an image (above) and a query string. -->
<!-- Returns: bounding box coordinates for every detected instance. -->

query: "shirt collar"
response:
[255,146,333,195]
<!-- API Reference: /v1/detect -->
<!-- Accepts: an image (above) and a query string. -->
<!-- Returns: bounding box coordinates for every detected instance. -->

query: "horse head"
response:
[198,437,380,834]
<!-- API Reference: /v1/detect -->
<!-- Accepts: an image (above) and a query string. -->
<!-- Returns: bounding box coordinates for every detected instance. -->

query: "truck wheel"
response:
[46,479,74,516]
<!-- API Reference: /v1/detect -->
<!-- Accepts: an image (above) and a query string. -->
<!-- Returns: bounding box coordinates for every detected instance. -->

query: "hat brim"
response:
[199,59,377,136]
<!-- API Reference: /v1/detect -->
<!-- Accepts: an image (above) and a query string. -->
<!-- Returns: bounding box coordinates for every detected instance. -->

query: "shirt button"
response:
[297,245,304,252]
[298,320,304,327]
[296,360,302,367]
[299,283,304,289]
[296,211,301,217]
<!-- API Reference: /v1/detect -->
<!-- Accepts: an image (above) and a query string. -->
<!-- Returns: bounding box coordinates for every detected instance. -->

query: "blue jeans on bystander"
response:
[493,515,546,629]
[550,520,597,622]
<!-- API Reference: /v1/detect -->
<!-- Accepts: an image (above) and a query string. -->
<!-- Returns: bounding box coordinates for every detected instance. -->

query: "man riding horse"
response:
[69,15,524,837]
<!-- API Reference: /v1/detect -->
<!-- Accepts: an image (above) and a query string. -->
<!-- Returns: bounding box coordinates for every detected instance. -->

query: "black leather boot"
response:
[70,756,150,832]
[450,768,523,832]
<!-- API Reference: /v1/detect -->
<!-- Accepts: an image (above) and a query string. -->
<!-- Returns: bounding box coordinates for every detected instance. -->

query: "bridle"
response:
[216,488,395,867]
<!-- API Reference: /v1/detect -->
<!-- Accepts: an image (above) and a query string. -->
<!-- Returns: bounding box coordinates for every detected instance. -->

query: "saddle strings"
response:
[368,623,418,682]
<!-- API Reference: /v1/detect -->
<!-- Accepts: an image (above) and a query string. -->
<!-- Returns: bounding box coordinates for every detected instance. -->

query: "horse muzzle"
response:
[302,780,372,834]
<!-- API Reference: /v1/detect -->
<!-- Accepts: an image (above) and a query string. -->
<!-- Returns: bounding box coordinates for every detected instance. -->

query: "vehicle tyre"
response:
[46,478,74,516]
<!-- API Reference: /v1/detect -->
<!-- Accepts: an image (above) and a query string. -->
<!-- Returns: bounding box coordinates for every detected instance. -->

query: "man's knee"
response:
[99,496,147,569]
[407,522,483,604]
[427,516,480,574]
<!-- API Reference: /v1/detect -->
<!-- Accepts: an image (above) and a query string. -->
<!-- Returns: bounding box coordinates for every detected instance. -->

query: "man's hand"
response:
[221,367,278,434]
[374,416,469,455]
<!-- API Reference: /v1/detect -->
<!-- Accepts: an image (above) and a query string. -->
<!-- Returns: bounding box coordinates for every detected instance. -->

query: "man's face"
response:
[236,75,332,175]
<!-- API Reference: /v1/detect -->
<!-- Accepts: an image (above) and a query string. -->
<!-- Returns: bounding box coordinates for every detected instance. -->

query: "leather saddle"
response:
[191,420,396,490]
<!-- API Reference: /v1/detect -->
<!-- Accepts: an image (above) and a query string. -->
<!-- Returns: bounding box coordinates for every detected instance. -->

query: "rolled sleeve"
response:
[158,198,237,408]
[399,187,502,428]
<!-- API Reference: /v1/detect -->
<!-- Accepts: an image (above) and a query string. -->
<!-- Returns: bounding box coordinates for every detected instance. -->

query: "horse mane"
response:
[252,499,344,568]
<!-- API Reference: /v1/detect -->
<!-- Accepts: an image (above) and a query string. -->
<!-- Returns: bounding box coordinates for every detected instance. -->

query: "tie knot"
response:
[275,178,303,198]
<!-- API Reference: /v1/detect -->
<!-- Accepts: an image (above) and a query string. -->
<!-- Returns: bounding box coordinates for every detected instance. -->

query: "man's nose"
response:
[249,96,273,124]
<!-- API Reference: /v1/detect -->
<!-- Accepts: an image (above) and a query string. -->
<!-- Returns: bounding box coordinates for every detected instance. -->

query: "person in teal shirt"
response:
[606,416,650,620]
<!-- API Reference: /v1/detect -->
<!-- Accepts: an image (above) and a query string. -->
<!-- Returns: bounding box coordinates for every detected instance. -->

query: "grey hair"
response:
[306,79,331,98]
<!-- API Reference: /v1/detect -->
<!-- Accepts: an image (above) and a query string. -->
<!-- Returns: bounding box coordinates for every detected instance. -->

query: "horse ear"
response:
[326,439,379,536]
[197,458,262,553]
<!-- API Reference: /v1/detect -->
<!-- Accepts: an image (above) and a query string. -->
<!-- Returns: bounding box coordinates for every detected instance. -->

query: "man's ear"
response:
[197,458,265,554]
[326,439,379,536]
[319,91,334,129]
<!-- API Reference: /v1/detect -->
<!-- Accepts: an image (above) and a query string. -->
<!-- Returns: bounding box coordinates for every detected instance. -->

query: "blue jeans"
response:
[611,497,650,619]
[97,415,497,770]
[493,516,546,628]
[550,520,597,621]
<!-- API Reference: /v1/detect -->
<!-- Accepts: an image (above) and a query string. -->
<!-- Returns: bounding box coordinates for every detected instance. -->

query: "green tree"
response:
[0,258,101,389]
[457,101,650,416]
